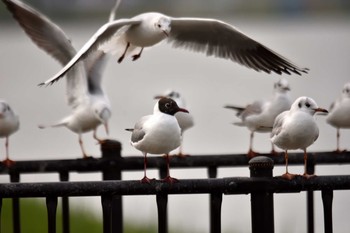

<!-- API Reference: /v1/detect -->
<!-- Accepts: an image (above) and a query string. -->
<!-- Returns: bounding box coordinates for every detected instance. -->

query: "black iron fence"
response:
[0,140,350,233]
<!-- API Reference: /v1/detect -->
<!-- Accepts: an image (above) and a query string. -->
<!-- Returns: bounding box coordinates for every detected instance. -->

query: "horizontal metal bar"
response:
[0,175,350,198]
[0,152,349,175]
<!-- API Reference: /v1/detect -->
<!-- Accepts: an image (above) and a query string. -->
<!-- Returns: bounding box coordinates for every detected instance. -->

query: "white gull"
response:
[39,12,309,86]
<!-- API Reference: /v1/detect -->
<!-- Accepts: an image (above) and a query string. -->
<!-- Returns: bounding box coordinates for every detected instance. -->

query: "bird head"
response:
[291,96,328,115]
[342,83,350,98]
[0,101,11,118]
[155,16,171,37]
[274,78,290,93]
[155,97,188,116]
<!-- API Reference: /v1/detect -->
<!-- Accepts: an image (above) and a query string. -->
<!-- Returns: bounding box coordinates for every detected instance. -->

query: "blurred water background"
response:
[1,0,350,232]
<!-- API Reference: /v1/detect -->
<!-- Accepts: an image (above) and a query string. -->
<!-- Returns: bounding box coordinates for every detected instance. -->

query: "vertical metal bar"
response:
[0,197,2,233]
[46,196,58,233]
[249,156,274,233]
[321,190,333,233]
[156,194,168,233]
[208,166,222,233]
[101,195,112,233]
[306,158,315,233]
[210,192,222,233]
[59,172,70,233]
[101,140,123,233]
[10,172,20,233]
[307,191,314,233]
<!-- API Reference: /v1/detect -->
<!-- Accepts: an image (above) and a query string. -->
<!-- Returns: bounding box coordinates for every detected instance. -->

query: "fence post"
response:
[101,140,123,233]
[306,157,315,233]
[208,166,222,233]
[322,189,333,233]
[59,171,70,233]
[46,196,58,233]
[10,172,21,233]
[0,197,2,233]
[157,167,168,233]
[249,156,274,233]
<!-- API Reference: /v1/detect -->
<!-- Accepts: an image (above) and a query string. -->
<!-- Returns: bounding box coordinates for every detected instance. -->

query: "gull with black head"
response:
[126,97,189,184]
[155,90,194,157]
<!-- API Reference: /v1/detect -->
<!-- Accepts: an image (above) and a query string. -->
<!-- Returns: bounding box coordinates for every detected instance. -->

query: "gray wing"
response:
[168,18,309,75]
[240,101,263,120]
[130,115,151,143]
[271,111,288,137]
[39,18,142,86]
[84,0,121,96]
[3,0,75,65]
[3,0,89,108]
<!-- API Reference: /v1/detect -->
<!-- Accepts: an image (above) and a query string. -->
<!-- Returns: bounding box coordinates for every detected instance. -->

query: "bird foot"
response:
[82,155,95,160]
[161,176,179,184]
[132,54,141,61]
[334,149,347,154]
[2,159,15,167]
[175,152,190,158]
[141,176,155,184]
[117,55,125,63]
[281,172,297,180]
[95,139,108,145]
[247,149,259,159]
[303,173,316,179]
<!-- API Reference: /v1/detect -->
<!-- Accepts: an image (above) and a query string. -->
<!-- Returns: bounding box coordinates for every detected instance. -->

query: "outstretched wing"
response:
[168,17,309,75]
[39,18,141,86]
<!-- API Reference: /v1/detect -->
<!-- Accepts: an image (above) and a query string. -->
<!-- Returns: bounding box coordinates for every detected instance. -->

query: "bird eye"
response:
[157,24,161,28]
[305,102,311,108]
[298,102,302,108]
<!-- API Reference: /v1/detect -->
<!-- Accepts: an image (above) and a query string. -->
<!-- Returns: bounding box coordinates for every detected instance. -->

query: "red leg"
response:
[2,137,15,167]
[247,131,258,158]
[303,149,316,179]
[79,134,90,159]
[141,152,154,183]
[162,154,178,184]
[281,150,296,180]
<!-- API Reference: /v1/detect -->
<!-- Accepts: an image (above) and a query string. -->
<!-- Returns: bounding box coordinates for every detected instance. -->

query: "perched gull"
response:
[0,100,20,167]
[326,82,350,152]
[224,78,292,157]
[155,90,194,157]
[3,0,119,158]
[126,97,188,184]
[39,12,309,86]
[271,96,328,180]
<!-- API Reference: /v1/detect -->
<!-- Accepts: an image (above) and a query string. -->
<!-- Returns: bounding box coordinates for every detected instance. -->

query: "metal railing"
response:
[0,140,349,233]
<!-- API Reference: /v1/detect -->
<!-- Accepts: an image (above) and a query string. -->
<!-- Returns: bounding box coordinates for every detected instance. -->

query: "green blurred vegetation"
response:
[0,198,159,233]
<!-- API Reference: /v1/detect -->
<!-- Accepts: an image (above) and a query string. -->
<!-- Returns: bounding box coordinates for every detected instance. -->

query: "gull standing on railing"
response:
[225,78,292,157]
[126,98,189,184]
[0,100,19,167]
[155,90,194,157]
[271,97,328,180]
[326,82,350,153]
[2,0,122,158]
[39,11,309,86]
